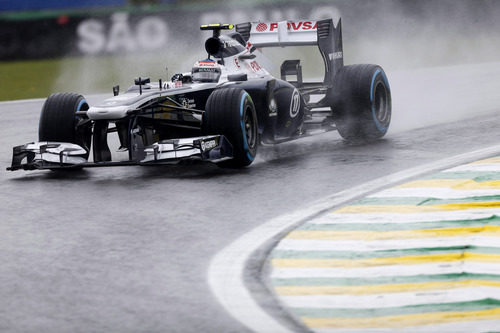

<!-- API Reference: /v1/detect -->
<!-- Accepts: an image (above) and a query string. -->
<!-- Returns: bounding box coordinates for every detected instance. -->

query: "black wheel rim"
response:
[244,105,257,149]
[374,82,389,125]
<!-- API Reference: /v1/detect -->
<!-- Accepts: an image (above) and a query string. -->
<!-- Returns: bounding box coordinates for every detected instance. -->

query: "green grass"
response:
[0,54,199,101]
[0,58,64,101]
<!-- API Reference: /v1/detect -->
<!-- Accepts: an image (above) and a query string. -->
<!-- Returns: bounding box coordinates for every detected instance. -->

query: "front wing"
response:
[7,135,233,171]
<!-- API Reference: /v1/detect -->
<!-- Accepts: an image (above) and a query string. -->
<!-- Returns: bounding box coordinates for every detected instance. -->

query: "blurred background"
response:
[1,0,500,101]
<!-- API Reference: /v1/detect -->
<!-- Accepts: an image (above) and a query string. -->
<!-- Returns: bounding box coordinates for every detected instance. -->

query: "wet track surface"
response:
[1,64,500,332]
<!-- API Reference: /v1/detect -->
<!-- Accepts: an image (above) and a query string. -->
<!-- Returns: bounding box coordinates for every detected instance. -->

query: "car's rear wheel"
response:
[203,88,258,168]
[39,92,92,158]
[331,64,392,142]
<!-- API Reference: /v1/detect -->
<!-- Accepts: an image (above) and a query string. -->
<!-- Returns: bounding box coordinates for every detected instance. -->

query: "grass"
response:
[0,58,64,101]
[0,54,198,101]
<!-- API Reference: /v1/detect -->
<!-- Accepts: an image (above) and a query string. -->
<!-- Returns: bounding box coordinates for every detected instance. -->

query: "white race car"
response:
[9,18,391,171]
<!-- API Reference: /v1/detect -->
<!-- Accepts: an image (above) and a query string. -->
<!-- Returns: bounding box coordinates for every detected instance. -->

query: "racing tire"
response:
[39,92,91,158]
[331,64,391,142]
[203,88,258,168]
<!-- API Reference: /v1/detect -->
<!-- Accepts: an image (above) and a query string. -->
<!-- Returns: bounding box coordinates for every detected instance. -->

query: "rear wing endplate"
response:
[236,18,344,86]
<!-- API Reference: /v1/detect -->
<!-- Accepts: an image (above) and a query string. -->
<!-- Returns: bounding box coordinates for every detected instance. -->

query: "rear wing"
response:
[236,18,343,86]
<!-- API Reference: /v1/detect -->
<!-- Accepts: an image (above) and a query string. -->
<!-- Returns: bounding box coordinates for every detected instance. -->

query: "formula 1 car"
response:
[8,18,391,171]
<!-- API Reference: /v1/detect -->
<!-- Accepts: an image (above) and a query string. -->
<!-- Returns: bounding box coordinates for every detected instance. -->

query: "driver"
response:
[191,59,222,83]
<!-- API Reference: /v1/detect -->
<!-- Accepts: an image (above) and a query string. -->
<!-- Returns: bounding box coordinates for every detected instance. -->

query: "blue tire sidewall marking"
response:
[370,69,389,133]
[240,92,255,161]
[76,98,87,112]
[75,99,87,124]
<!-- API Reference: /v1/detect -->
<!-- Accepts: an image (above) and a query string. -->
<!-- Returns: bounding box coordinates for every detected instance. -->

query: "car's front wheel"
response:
[203,88,258,168]
[39,92,92,158]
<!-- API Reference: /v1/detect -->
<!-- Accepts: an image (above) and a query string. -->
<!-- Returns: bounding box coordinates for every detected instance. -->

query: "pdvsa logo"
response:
[256,21,318,32]
[256,23,268,32]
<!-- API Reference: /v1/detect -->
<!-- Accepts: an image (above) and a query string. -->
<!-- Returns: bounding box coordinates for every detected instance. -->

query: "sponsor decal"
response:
[180,98,196,109]
[198,61,217,67]
[223,39,240,48]
[197,67,217,72]
[329,51,343,60]
[249,60,263,72]
[259,21,317,32]
[256,22,268,32]
[234,58,240,68]
[289,89,300,118]
[201,139,218,151]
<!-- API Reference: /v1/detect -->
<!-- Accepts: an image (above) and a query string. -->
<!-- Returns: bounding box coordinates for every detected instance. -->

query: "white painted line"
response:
[275,236,500,252]
[445,163,500,172]
[207,144,500,333]
[279,286,500,308]
[271,261,500,279]
[369,187,500,199]
[310,211,500,224]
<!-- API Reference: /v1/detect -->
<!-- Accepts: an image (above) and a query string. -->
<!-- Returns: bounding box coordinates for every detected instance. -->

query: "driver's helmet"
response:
[192,59,221,83]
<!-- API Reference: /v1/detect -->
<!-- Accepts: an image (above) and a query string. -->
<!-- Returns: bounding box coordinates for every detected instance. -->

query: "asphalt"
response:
[1,63,500,332]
